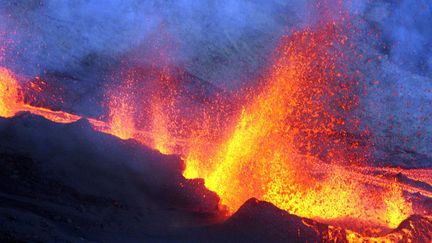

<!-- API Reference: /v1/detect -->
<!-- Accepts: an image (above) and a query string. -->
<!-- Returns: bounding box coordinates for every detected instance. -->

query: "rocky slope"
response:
[0,113,431,242]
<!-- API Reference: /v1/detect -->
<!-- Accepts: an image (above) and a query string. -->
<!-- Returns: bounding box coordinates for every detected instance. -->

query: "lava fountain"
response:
[100,18,414,232]
[181,21,412,229]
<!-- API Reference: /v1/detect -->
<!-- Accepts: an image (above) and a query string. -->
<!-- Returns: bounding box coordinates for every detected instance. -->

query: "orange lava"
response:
[22,104,81,124]
[0,67,22,118]
[105,76,136,140]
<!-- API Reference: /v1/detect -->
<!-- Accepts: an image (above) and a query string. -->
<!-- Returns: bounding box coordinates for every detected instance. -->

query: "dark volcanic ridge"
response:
[0,113,431,242]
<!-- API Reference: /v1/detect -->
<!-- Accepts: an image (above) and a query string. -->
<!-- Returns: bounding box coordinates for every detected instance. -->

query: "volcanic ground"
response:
[0,113,430,242]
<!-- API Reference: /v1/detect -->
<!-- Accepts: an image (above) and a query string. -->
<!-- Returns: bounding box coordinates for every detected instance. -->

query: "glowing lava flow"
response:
[0,67,81,123]
[0,67,22,118]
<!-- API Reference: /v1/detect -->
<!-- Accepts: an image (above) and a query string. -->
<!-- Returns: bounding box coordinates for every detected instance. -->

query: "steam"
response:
[0,0,311,87]
[346,0,432,75]
[346,0,432,164]
[2,1,430,81]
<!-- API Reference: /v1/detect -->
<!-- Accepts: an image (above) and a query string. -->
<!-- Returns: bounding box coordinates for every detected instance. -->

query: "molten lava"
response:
[105,76,136,140]
[0,67,22,118]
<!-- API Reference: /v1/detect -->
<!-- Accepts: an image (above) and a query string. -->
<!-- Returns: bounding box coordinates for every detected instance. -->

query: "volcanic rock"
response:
[0,113,430,242]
